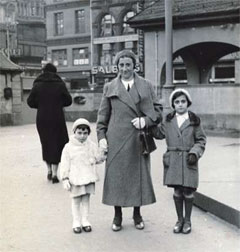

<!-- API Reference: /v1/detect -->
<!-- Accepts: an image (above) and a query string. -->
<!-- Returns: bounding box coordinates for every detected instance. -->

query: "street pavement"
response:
[0,123,239,252]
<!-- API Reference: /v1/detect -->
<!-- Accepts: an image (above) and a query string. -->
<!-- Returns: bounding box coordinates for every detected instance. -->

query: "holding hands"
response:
[131,117,146,129]
[187,153,198,165]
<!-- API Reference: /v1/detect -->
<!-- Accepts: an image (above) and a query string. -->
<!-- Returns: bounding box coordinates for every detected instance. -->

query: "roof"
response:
[0,50,22,72]
[129,0,240,27]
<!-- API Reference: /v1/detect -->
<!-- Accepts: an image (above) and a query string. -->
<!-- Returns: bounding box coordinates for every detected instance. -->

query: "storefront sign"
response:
[91,65,118,74]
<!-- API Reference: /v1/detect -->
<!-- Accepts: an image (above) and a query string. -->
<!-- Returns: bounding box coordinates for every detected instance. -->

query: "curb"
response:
[194,192,240,228]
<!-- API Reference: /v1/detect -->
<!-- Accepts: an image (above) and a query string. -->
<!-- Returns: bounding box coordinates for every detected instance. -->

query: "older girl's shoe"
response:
[82,226,92,232]
[182,221,191,234]
[73,227,82,234]
[173,220,184,233]
[133,215,145,230]
[47,172,52,181]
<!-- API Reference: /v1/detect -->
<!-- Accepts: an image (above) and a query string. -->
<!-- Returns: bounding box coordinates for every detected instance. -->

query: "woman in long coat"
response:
[96,50,162,231]
[27,63,72,183]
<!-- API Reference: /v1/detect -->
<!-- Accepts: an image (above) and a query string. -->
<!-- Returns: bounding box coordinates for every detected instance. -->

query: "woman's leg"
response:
[173,187,184,233]
[46,162,52,180]
[81,194,92,232]
[182,187,195,234]
[52,163,59,183]
[71,196,82,233]
[133,206,145,230]
[112,206,122,231]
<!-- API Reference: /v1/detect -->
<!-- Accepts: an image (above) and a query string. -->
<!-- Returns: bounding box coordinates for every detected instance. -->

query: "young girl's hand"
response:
[63,179,71,191]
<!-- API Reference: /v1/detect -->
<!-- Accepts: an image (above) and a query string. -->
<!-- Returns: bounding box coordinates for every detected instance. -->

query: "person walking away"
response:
[27,63,72,183]
[153,88,206,234]
[96,50,162,231]
[60,118,106,234]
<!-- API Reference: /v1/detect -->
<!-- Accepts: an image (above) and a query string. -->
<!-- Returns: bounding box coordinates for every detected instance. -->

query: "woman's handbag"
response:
[139,118,157,155]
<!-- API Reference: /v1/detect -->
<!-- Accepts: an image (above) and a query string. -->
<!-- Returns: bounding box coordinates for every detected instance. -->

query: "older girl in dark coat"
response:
[153,89,206,234]
[27,63,72,183]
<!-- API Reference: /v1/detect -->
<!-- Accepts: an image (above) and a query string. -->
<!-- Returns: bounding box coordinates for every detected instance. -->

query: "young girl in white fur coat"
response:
[60,118,105,234]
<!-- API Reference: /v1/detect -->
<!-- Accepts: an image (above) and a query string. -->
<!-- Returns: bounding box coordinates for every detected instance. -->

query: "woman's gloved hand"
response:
[187,153,198,165]
[131,117,146,129]
[99,138,108,154]
[63,179,71,191]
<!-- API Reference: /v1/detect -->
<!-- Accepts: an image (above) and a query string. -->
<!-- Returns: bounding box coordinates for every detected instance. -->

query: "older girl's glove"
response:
[187,153,198,165]
[63,179,71,191]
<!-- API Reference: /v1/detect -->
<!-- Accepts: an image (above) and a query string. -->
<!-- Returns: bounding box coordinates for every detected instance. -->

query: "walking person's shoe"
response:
[173,220,184,233]
[47,172,52,181]
[52,176,59,184]
[182,220,191,234]
[133,215,145,230]
[112,216,122,231]
[82,226,92,232]
[73,227,82,234]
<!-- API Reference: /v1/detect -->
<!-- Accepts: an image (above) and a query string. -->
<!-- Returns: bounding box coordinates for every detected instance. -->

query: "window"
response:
[100,14,115,37]
[54,12,64,35]
[75,10,85,33]
[123,11,135,34]
[52,49,67,66]
[73,48,89,65]
[210,63,235,83]
[173,67,187,84]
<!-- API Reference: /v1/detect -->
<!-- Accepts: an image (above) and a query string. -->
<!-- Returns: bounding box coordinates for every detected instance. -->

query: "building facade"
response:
[0,0,46,125]
[45,0,91,90]
[130,0,240,132]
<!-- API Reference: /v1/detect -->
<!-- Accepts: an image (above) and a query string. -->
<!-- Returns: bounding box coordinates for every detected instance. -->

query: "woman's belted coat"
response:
[153,111,206,188]
[96,73,162,207]
[27,72,72,164]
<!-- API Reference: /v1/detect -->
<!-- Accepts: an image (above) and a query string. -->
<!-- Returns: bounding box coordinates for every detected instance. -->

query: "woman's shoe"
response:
[73,227,82,234]
[47,172,52,181]
[182,221,191,234]
[82,226,92,232]
[133,215,145,230]
[173,220,184,233]
[52,176,59,184]
[112,216,122,231]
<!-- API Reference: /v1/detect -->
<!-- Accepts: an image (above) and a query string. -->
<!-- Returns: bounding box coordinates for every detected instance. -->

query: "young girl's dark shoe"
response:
[173,220,184,233]
[182,221,191,234]
[73,227,82,234]
[82,226,92,232]
[52,176,59,184]
[133,215,145,230]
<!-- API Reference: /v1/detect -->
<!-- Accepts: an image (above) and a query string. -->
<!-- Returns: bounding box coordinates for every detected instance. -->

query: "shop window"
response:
[209,62,235,83]
[52,49,67,66]
[70,79,88,90]
[54,12,64,35]
[75,9,85,33]
[173,67,187,84]
[73,48,89,66]
[123,11,135,34]
[100,14,115,37]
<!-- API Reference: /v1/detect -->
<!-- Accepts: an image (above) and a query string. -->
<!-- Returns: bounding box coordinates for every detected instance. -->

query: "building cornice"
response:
[46,0,89,11]
[47,36,91,46]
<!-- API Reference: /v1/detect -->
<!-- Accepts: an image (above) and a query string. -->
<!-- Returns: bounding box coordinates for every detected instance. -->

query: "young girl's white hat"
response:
[169,88,192,109]
[72,118,90,133]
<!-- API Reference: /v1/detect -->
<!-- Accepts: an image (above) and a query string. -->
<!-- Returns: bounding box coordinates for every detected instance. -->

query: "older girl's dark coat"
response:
[27,72,72,164]
[97,73,162,207]
[153,111,206,188]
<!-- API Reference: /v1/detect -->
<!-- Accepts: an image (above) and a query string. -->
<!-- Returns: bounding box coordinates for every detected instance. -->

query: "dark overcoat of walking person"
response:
[27,63,72,183]
[96,50,162,231]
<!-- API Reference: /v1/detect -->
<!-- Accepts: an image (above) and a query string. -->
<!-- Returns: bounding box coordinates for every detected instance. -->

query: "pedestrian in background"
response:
[153,88,206,234]
[60,118,105,234]
[27,63,72,183]
[96,50,162,231]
